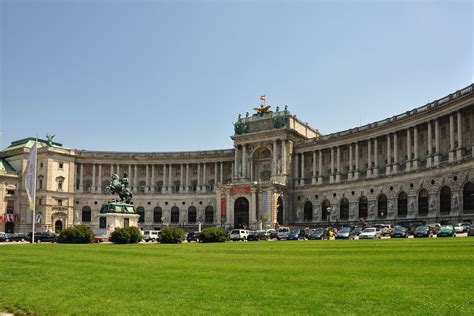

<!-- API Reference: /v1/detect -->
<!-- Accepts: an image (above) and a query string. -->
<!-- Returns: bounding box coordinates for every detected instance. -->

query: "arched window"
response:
[321,200,330,221]
[82,206,92,222]
[55,220,63,233]
[378,194,387,217]
[463,182,474,214]
[153,207,162,223]
[56,176,65,191]
[340,198,349,220]
[398,192,408,217]
[440,186,451,214]
[171,207,179,223]
[418,189,429,215]
[359,196,368,219]
[136,207,145,223]
[188,206,197,223]
[304,201,313,222]
[205,206,214,224]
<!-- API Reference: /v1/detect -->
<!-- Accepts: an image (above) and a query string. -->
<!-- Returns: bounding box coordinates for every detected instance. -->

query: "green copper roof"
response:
[4,137,63,151]
[0,159,15,173]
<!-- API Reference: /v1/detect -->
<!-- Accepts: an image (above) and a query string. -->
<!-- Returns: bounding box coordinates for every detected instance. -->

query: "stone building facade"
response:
[1,84,474,233]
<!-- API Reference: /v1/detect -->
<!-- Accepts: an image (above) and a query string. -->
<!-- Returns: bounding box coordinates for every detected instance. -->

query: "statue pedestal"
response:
[95,201,139,238]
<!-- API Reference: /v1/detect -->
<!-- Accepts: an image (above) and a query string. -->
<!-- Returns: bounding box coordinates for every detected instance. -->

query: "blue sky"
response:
[1,0,472,152]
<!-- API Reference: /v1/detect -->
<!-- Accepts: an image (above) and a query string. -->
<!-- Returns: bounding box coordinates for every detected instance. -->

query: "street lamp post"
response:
[326,207,331,240]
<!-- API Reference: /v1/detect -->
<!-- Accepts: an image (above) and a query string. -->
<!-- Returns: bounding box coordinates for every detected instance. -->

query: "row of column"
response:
[295,111,464,186]
[77,162,227,194]
[234,139,288,179]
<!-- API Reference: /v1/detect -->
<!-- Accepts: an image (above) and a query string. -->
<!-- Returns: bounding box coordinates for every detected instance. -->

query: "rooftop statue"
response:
[253,104,272,117]
[46,133,55,146]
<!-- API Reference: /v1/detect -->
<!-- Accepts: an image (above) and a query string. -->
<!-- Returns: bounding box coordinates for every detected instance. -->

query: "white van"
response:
[277,227,291,240]
[142,230,160,242]
[230,229,250,241]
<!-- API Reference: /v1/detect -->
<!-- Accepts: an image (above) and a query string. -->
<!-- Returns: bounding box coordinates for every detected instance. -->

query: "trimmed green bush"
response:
[159,227,184,244]
[199,227,229,243]
[58,225,94,244]
[110,226,143,244]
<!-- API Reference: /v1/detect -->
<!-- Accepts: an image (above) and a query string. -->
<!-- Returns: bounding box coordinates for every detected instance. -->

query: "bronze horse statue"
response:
[105,173,133,204]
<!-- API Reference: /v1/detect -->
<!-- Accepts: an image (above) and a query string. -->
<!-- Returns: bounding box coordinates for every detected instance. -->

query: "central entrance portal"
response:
[234,197,249,228]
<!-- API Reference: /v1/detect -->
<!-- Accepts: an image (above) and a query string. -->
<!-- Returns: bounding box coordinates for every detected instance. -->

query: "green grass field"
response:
[1,238,473,315]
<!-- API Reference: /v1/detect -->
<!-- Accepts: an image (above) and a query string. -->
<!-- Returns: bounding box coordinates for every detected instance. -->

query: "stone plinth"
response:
[95,212,140,238]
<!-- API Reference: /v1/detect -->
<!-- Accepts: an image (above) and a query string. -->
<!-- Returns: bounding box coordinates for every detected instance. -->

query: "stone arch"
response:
[340,198,349,220]
[321,199,331,221]
[205,205,214,224]
[136,207,145,223]
[153,207,162,223]
[418,189,429,215]
[398,192,408,217]
[463,182,474,214]
[358,196,368,219]
[54,220,63,233]
[171,206,180,223]
[234,197,249,228]
[188,206,197,223]
[377,194,387,217]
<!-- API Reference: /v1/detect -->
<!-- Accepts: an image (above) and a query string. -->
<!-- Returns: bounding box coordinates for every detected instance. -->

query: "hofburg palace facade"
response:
[1,84,474,233]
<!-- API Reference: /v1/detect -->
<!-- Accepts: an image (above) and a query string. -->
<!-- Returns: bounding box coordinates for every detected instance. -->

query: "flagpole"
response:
[31,137,38,243]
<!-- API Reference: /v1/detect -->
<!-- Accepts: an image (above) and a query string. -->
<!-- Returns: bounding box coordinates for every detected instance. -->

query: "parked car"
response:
[437,225,455,237]
[461,222,472,233]
[7,233,28,242]
[454,223,465,234]
[414,226,433,238]
[374,224,392,236]
[287,229,307,240]
[359,228,381,239]
[335,227,356,240]
[257,230,270,240]
[229,229,249,241]
[0,232,7,242]
[391,226,408,238]
[142,230,160,242]
[247,231,260,241]
[29,231,57,243]
[427,223,441,234]
[308,228,327,240]
[267,229,278,239]
[186,231,200,243]
[277,227,291,240]
[352,227,364,236]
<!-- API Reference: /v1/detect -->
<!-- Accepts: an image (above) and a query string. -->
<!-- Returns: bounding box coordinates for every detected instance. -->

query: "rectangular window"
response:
[124,218,129,228]
[59,162,64,169]
[6,190,14,195]
[6,200,14,214]
[58,199,62,206]
[99,217,107,228]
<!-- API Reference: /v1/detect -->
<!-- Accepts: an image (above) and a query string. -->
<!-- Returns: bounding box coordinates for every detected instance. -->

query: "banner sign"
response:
[220,197,226,219]
[229,186,251,194]
[25,144,37,210]
[0,214,18,223]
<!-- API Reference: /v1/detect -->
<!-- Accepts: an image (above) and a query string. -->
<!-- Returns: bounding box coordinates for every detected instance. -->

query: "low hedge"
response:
[110,226,142,244]
[58,225,94,244]
[199,227,229,243]
[159,227,184,244]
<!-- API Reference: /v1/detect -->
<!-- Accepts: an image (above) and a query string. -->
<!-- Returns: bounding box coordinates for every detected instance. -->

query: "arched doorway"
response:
[188,206,197,223]
[398,192,408,217]
[463,182,474,214]
[378,194,387,218]
[418,189,429,215]
[82,206,92,222]
[54,220,63,233]
[359,196,368,219]
[205,206,214,224]
[234,197,249,228]
[304,201,313,222]
[340,198,349,220]
[276,196,283,225]
[440,186,451,214]
[321,200,330,221]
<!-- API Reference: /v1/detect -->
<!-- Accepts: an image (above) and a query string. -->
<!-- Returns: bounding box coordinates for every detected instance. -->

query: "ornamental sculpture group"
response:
[100,173,136,214]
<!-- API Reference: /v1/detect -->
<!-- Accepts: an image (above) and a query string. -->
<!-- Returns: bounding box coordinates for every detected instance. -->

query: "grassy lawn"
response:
[1,238,473,315]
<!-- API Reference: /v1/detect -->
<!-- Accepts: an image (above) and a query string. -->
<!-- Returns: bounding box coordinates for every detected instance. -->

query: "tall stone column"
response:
[220,162,224,185]
[413,126,419,169]
[242,144,248,179]
[336,147,341,182]
[427,121,433,167]
[214,162,218,191]
[151,165,155,192]
[367,140,372,178]
[197,163,201,192]
[373,138,379,177]
[294,154,299,186]
[251,188,257,227]
[98,164,102,193]
[234,146,239,178]
[300,153,305,186]
[282,139,287,175]
[168,164,173,193]
[457,111,463,159]
[116,164,120,176]
[134,165,138,193]
[272,140,277,175]
[406,128,412,172]
[203,163,207,192]
[434,119,440,165]
[162,165,167,194]
[330,148,334,184]
[92,164,96,192]
[348,144,353,180]
[386,134,391,175]
[180,164,184,192]
[393,133,398,174]
[312,151,317,185]
[145,165,149,191]
[186,164,190,192]
[318,150,323,184]
[354,143,360,180]
[449,114,455,162]
[79,163,84,192]
[110,164,113,177]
